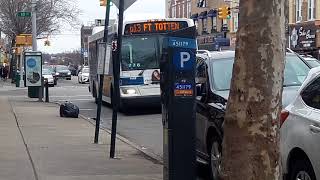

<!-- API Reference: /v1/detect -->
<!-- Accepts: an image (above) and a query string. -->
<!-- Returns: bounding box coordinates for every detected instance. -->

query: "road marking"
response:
[56,99,93,102]
[51,95,92,98]
[80,109,95,111]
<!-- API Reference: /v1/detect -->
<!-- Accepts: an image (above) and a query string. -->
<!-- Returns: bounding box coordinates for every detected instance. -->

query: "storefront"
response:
[289,20,320,60]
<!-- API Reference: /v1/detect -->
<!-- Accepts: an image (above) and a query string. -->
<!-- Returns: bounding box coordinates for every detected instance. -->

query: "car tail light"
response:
[280,110,289,127]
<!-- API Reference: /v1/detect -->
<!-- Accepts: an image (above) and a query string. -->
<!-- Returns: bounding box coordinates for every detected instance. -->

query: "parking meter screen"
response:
[124,21,189,35]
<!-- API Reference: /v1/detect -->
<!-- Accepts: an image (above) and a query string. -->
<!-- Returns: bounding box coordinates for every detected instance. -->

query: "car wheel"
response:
[290,159,316,180]
[210,140,222,180]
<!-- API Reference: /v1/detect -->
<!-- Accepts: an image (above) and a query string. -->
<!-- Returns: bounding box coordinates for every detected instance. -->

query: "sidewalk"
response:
[0,97,162,180]
[0,79,26,91]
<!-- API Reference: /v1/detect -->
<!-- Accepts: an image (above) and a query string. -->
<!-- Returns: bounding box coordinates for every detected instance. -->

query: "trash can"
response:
[15,74,20,87]
[28,86,40,98]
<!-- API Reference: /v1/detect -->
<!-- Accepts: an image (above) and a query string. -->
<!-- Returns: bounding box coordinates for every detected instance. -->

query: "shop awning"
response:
[207,9,217,17]
[198,11,207,19]
[190,13,198,20]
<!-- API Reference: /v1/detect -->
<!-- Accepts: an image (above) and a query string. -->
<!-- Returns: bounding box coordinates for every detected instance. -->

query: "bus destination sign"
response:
[124,21,188,35]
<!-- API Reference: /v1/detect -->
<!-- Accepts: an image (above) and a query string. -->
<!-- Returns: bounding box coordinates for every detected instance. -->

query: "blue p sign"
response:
[173,50,194,70]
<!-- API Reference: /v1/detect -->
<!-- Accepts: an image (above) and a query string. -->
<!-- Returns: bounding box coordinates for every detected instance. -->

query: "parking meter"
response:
[161,26,197,180]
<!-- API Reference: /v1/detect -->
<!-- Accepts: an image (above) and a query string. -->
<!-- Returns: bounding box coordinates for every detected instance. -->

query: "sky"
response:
[38,0,165,54]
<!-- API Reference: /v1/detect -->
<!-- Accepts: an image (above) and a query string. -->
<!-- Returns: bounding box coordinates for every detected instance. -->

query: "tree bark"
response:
[222,0,286,180]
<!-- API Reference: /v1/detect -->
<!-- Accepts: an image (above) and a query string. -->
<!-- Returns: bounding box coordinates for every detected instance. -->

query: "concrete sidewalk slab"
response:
[7,98,162,180]
[0,97,35,180]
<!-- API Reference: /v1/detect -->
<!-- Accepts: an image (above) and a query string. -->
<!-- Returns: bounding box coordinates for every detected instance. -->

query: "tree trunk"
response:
[222,1,286,180]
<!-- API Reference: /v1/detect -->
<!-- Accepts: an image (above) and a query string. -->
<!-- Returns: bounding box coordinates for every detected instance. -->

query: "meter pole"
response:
[110,0,124,159]
[94,0,112,144]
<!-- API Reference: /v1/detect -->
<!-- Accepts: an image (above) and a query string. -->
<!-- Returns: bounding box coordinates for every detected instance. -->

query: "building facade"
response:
[289,0,320,59]
[167,0,192,18]
[190,0,239,50]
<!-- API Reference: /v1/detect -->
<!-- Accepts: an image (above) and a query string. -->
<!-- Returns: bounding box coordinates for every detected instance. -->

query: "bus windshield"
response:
[121,36,158,71]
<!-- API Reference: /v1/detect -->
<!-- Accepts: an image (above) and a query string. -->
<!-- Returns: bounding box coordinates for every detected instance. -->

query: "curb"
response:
[52,101,163,164]
[79,114,164,164]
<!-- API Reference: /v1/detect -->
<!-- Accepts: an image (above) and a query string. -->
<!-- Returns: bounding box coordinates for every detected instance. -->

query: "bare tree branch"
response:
[0,0,80,41]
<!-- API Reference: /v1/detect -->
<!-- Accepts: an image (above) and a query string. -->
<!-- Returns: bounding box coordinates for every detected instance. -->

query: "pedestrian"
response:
[2,65,8,81]
[0,65,3,80]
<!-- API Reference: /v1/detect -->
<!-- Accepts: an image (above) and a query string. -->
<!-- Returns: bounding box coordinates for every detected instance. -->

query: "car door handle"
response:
[309,125,320,133]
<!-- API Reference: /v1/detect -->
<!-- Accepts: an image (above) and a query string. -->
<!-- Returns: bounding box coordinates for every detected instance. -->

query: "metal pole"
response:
[32,0,37,51]
[110,0,124,159]
[19,48,24,87]
[94,0,111,144]
[45,79,49,102]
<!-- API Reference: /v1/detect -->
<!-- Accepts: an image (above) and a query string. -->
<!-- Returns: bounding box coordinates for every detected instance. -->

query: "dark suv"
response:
[195,50,311,179]
[54,65,72,80]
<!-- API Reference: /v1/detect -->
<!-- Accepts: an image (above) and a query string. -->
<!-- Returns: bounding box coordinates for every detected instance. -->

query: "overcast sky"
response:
[38,0,165,54]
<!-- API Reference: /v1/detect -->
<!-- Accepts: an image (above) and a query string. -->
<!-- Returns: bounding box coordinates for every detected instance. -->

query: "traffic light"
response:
[218,7,224,19]
[100,0,107,6]
[218,6,231,19]
[226,7,231,19]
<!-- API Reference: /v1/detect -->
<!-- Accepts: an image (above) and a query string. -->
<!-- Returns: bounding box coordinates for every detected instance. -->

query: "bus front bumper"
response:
[120,95,160,108]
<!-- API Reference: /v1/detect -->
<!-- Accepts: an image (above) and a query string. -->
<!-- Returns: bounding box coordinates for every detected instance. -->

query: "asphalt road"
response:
[0,77,211,179]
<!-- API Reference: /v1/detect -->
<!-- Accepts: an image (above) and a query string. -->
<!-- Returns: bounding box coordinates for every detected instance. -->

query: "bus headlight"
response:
[121,88,138,95]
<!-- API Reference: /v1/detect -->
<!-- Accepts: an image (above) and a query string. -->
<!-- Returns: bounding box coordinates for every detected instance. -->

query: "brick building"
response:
[189,0,239,50]
[289,0,320,59]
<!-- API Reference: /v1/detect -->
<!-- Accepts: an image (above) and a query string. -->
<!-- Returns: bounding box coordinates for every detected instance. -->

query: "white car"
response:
[42,69,55,87]
[78,68,89,84]
[281,67,320,180]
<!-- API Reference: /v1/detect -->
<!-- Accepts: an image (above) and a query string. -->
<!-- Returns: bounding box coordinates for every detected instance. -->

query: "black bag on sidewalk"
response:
[60,102,79,118]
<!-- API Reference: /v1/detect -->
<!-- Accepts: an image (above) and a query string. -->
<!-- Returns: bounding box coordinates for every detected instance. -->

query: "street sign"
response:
[17,12,32,17]
[111,0,136,10]
[24,52,42,87]
[161,26,197,180]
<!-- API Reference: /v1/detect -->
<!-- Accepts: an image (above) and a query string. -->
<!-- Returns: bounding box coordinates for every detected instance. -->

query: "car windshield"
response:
[306,60,320,68]
[209,54,310,91]
[82,69,89,73]
[42,69,51,75]
[121,35,159,71]
[56,66,69,71]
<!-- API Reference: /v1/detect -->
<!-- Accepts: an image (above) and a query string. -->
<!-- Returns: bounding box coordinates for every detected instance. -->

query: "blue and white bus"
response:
[88,18,194,110]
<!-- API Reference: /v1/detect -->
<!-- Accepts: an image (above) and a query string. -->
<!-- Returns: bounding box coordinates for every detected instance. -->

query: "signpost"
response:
[161,26,197,180]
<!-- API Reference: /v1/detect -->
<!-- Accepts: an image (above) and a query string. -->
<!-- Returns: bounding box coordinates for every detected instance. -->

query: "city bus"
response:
[88,18,194,110]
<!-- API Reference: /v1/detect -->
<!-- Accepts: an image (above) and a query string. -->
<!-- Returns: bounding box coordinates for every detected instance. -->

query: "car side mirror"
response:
[196,84,203,96]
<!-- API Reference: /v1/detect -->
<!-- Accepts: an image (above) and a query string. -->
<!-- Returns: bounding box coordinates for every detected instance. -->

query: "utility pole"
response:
[32,0,37,51]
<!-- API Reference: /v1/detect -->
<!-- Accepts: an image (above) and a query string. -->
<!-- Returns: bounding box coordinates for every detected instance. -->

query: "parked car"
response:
[280,66,320,180]
[301,55,320,68]
[43,67,57,85]
[54,65,72,80]
[78,68,89,84]
[42,69,55,87]
[195,50,311,179]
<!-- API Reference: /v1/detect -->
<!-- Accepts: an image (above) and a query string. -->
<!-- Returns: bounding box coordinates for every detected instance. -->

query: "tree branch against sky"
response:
[0,0,80,40]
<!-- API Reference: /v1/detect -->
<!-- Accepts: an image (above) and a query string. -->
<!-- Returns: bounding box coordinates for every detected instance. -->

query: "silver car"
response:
[281,67,320,180]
